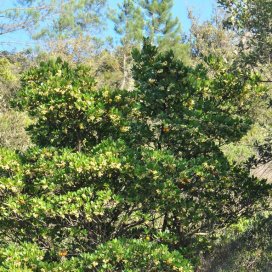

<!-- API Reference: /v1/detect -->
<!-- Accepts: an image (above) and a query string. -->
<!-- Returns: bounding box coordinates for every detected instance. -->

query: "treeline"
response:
[0,0,271,271]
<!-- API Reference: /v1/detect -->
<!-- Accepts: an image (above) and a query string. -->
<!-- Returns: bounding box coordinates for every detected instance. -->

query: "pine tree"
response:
[0,0,107,61]
[110,0,144,89]
[110,0,190,87]
[139,0,189,61]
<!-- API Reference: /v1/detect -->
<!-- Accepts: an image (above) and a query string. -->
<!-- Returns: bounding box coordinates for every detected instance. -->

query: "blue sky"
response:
[173,0,215,32]
[0,0,216,51]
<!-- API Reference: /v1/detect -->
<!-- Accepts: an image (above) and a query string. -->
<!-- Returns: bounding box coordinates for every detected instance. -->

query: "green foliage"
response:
[0,1,270,269]
[200,213,272,272]
[0,240,193,271]
[0,140,193,264]
[190,3,272,167]
[0,56,20,112]
[188,9,237,65]
[0,111,31,151]
[132,41,264,149]
[78,239,193,271]
[0,58,17,83]
[0,243,44,272]
[0,146,193,271]
[0,53,32,151]
[0,147,22,178]
[139,0,180,49]
[139,0,190,62]
[89,49,124,89]
[110,0,191,90]
[0,0,106,40]
[218,0,272,71]
[1,42,270,269]
[0,0,107,63]
[132,40,271,249]
[110,0,144,47]
[13,58,133,150]
[222,124,270,164]
[110,0,144,89]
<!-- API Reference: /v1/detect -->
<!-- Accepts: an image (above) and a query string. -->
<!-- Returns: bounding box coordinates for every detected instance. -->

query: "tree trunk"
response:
[121,53,127,90]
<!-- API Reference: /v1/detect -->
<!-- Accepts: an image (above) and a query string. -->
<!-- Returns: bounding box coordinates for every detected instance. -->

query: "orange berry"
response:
[59,250,68,257]
[163,127,170,133]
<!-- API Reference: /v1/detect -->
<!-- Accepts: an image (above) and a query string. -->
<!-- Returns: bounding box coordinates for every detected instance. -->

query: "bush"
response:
[0,42,270,269]
[0,111,31,151]
[0,240,193,272]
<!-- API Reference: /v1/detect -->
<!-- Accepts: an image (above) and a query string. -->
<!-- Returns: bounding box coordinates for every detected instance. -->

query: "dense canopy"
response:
[0,0,271,271]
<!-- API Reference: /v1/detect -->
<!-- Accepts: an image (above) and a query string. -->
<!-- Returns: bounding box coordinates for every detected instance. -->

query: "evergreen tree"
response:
[0,0,107,61]
[0,0,106,38]
[110,0,144,89]
[139,0,189,61]
[110,0,190,89]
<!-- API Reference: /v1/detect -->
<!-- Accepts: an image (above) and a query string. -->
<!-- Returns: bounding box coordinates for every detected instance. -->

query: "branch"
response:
[0,5,54,14]
[260,80,272,83]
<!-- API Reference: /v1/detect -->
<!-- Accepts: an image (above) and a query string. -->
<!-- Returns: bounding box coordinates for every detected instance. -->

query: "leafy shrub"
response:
[78,239,193,271]
[0,41,270,269]
[0,240,193,272]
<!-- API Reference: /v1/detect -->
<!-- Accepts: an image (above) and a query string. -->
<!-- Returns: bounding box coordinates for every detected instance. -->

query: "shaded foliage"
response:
[200,214,272,272]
